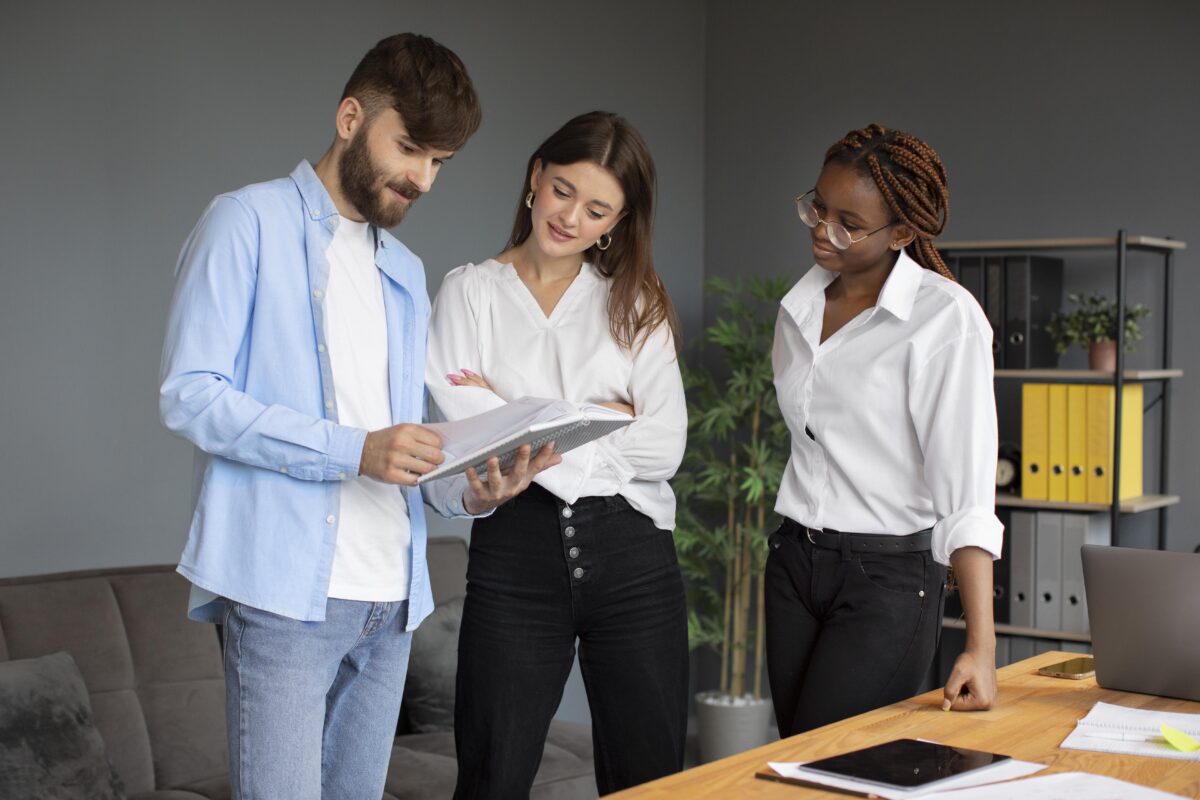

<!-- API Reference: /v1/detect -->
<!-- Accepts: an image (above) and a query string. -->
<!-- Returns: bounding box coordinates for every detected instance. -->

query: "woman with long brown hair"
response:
[426,110,688,797]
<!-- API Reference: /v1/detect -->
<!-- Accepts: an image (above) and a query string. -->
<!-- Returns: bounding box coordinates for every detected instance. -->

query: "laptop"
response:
[1082,544,1200,702]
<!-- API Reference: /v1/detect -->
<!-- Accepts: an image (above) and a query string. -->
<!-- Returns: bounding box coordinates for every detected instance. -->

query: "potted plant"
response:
[1046,293,1151,372]
[673,275,790,763]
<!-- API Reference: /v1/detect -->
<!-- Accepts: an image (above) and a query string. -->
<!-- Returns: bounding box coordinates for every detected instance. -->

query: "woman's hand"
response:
[598,401,635,416]
[446,369,492,391]
[942,645,997,711]
[462,442,561,515]
[943,545,998,712]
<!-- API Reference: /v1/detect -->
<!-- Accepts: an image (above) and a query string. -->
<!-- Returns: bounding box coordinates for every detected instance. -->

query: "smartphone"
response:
[1037,656,1095,679]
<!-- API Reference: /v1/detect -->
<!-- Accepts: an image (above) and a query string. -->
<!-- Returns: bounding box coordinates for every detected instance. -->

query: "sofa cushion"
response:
[403,595,463,733]
[0,651,125,799]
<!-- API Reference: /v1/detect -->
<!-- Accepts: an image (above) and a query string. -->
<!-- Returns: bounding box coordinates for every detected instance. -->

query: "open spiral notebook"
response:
[418,396,633,484]
[1060,701,1200,760]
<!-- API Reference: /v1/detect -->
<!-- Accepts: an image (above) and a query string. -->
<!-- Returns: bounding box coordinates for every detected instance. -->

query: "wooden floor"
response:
[610,651,1200,798]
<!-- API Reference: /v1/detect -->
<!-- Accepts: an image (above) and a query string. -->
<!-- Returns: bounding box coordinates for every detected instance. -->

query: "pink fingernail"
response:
[446,373,459,383]
[462,369,477,377]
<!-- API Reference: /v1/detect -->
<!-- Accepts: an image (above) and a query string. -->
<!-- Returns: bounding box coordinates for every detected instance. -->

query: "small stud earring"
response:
[525,192,534,209]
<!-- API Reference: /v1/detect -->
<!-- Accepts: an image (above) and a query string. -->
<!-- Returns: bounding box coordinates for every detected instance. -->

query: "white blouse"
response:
[426,259,687,531]
[772,249,1003,566]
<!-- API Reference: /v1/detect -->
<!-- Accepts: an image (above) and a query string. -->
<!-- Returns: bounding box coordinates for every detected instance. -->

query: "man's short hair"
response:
[341,33,481,151]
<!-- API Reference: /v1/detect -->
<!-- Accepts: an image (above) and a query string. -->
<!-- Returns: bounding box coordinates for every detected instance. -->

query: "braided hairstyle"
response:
[825,124,953,279]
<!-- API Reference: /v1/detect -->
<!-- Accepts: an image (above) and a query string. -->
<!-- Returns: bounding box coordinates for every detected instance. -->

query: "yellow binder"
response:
[1047,384,1068,501]
[1066,385,1088,503]
[1022,383,1049,500]
[1086,384,1144,504]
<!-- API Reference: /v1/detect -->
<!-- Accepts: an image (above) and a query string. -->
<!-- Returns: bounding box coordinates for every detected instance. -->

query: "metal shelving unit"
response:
[940,231,1185,548]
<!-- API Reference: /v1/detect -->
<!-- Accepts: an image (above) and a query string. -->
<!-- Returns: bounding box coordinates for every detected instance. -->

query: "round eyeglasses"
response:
[795,190,893,250]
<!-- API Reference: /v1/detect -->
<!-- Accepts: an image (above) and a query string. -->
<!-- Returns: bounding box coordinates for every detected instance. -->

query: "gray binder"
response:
[1060,513,1112,633]
[1034,512,1063,631]
[1008,511,1036,627]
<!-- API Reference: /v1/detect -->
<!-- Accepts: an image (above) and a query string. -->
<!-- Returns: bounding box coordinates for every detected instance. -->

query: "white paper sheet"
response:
[1060,701,1200,761]
[765,756,1045,799]
[925,771,1187,799]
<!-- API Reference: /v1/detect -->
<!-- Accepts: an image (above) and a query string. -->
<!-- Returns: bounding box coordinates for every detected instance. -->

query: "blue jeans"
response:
[222,598,411,799]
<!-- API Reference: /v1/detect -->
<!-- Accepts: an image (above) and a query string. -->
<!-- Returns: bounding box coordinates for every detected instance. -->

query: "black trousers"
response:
[453,485,688,799]
[764,518,947,737]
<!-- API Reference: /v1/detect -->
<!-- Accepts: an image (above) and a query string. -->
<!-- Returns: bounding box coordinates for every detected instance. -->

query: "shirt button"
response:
[573,567,584,579]
[564,526,576,538]
[568,547,580,559]
[562,507,573,519]
[279,467,288,474]
[312,289,323,300]
[325,400,334,409]
[318,344,326,353]
[338,472,347,480]
[325,515,335,524]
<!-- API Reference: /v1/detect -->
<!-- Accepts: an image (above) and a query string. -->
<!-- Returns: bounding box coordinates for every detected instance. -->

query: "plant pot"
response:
[694,691,773,763]
[1089,340,1117,372]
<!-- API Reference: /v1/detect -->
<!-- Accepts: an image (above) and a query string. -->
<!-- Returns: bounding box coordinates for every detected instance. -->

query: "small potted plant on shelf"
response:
[1046,293,1151,372]
[673,275,790,764]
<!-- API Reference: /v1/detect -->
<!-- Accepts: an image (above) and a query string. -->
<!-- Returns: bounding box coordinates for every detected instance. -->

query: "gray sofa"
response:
[0,537,597,799]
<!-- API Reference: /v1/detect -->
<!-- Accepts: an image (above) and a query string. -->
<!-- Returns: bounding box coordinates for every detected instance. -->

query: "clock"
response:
[996,442,1021,495]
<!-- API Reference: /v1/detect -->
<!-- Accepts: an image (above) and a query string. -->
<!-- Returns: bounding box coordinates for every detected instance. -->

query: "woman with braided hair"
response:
[765,124,1001,735]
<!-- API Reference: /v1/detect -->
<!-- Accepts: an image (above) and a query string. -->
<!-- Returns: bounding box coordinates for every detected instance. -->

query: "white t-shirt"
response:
[772,249,1003,566]
[324,217,410,601]
[425,259,686,531]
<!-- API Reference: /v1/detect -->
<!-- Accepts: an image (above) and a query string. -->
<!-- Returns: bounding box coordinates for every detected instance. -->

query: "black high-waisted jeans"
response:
[765,517,947,737]
[453,484,688,799]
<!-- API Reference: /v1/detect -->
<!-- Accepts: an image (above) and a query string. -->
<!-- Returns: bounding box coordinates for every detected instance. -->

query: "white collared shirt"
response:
[426,259,687,530]
[772,250,1003,565]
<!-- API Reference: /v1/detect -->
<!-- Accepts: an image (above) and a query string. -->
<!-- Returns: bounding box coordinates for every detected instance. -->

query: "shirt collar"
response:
[780,247,925,324]
[290,160,339,222]
[875,248,924,322]
[780,263,836,323]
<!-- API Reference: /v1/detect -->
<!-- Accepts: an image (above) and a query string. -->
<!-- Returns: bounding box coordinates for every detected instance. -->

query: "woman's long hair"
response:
[506,111,680,351]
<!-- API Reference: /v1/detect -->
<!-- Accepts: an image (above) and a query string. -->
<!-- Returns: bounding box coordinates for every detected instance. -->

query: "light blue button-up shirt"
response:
[160,160,470,626]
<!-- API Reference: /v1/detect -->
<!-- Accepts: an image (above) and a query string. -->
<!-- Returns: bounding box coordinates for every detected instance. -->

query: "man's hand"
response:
[462,442,561,515]
[359,423,445,486]
[942,645,998,711]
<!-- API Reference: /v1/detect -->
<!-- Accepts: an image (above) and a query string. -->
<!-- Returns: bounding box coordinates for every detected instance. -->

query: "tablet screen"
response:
[801,739,1010,790]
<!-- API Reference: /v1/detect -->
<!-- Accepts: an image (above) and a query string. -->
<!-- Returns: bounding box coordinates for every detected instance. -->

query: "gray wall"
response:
[705,0,1200,553]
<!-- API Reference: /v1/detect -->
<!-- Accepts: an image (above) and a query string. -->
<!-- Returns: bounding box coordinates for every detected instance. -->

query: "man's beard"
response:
[338,127,421,228]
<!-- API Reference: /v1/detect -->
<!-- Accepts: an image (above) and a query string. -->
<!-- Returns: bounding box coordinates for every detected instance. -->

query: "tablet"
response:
[800,738,1010,790]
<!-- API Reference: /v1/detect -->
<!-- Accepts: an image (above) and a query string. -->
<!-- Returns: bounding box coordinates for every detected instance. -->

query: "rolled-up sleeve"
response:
[159,196,366,481]
[908,329,1003,565]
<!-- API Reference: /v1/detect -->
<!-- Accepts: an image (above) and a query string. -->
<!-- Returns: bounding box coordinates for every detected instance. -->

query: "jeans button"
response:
[568,546,580,559]
[573,567,584,579]
[562,507,574,519]
[564,526,576,538]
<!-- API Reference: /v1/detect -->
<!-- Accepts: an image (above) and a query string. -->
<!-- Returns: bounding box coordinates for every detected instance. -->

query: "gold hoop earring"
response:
[525,192,534,209]
[597,232,612,251]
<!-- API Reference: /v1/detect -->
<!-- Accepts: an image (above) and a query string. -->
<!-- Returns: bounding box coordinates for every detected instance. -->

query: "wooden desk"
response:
[610,651,1200,798]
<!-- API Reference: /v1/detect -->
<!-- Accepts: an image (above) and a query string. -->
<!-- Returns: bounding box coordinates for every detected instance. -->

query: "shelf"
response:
[939,236,1186,252]
[995,494,1180,514]
[942,616,1091,644]
[994,368,1183,382]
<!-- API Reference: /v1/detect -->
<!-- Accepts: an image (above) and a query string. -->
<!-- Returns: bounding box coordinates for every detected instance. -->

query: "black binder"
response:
[1003,255,1064,369]
[984,256,1006,367]
[956,255,984,310]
